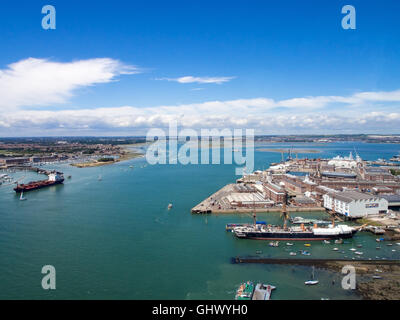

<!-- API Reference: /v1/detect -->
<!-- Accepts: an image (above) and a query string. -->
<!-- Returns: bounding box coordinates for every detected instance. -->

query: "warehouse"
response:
[226,192,274,208]
[323,191,388,218]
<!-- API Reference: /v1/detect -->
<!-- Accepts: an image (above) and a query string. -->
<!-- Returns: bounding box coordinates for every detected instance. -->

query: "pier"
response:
[232,256,400,266]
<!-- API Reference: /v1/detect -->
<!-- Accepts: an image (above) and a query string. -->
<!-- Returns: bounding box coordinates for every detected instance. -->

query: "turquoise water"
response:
[0,141,399,300]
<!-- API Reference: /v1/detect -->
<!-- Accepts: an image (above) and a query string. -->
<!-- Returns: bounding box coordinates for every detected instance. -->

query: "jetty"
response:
[232,257,400,266]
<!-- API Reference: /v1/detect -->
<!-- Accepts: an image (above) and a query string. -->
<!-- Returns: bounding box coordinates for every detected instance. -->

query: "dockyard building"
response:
[323,191,388,218]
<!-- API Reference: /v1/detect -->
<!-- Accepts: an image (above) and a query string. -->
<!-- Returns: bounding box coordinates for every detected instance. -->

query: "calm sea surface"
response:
[0,141,399,299]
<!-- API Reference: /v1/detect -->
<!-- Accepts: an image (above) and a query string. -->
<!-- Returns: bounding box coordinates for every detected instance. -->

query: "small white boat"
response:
[355,251,363,255]
[334,239,343,244]
[305,267,318,285]
[168,203,173,209]
[323,240,330,244]
[333,248,339,251]
[289,252,297,256]
[372,275,383,279]
[269,241,279,247]
[286,242,294,246]
[349,248,356,251]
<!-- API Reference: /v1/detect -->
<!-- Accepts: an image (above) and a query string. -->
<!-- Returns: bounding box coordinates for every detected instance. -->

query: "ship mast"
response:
[252,190,256,226]
[281,187,289,230]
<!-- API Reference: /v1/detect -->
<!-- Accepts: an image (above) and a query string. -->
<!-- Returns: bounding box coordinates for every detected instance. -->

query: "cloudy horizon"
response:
[1,1,400,136]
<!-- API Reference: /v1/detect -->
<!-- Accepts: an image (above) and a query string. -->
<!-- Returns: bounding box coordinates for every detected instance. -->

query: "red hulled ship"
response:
[14,172,64,193]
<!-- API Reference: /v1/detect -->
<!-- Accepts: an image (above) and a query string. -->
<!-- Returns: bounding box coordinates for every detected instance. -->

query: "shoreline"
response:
[257,148,321,154]
[70,143,148,168]
[234,257,400,300]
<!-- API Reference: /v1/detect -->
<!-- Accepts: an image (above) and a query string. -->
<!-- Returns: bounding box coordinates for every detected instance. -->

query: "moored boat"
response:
[305,280,319,285]
[233,223,358,241]
[305,267,319,285]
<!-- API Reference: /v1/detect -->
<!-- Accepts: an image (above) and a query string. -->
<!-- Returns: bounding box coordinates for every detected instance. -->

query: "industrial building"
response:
[323,191,388,218]
[225,192,274,208]
[380,194,400,208]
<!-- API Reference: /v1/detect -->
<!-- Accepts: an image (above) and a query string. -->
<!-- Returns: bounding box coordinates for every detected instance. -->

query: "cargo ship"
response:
[14,172,64,193]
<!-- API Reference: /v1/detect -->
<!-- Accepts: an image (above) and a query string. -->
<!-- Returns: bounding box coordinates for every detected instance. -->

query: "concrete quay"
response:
[191,184,324,214]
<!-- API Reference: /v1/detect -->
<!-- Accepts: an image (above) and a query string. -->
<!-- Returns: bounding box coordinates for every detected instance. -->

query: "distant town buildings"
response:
[0,140,125,168]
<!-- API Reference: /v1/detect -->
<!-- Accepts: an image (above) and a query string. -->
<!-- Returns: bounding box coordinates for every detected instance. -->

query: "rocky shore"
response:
[234,257,400,300]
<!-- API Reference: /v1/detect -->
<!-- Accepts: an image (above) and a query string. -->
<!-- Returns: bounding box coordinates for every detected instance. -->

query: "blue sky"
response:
[0,0,400,136]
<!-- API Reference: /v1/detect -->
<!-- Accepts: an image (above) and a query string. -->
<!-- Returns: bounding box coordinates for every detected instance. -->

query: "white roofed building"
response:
[323,191,388,218]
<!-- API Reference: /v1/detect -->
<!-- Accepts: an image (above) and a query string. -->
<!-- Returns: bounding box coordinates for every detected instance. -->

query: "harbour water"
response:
[0,141,399,299]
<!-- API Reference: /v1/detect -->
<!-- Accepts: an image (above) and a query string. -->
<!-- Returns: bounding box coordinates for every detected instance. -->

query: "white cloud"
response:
[157,76,235,84]
[0,58,138,110]
[1,102,400,135]
[1,57,400,135]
